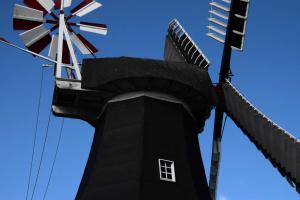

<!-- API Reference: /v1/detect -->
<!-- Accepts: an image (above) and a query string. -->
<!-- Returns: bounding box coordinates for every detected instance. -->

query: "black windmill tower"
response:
[0,0,300,200]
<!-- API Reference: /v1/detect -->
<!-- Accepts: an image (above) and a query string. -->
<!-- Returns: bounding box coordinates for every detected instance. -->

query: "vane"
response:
[1,0,108,80]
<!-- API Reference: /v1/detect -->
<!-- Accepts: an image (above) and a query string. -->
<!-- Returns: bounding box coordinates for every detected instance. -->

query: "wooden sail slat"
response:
[222,80,300,193]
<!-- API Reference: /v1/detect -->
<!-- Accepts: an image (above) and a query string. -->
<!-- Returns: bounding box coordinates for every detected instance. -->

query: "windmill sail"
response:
[164,19,210,70]
[207,0,250,51]
[222,80,300,193]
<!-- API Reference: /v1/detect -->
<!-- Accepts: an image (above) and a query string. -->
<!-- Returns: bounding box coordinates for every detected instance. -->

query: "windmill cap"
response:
[81,56,217,128]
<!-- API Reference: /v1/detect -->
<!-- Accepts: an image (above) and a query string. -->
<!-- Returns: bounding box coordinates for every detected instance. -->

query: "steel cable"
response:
[25,68,44,200]
[30,110,52,200]
[42,118,65,200]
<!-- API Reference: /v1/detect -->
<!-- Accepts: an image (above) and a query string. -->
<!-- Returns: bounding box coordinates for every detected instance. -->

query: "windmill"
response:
[0,1,297,198]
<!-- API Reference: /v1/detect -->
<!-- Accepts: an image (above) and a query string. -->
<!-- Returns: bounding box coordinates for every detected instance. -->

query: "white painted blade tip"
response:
[37,0,55,13]
[75,1,102,17]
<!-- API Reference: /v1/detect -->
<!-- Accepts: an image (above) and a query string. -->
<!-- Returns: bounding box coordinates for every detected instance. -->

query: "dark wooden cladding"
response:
[75,97,212,200]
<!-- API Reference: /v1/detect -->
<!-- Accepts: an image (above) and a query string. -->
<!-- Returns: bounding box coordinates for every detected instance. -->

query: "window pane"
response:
[167,174,172,179]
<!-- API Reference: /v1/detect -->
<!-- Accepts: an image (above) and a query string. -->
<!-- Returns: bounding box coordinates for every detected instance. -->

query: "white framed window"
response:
[158,158,176,182]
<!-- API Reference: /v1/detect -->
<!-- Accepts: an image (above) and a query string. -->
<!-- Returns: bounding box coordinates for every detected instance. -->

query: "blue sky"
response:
[0,0,300,200]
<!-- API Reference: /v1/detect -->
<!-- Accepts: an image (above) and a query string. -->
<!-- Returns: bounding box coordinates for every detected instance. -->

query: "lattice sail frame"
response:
[207,0,250,51]
[165,19,210,70]
[12,0,108,80]
[222,80,300,192]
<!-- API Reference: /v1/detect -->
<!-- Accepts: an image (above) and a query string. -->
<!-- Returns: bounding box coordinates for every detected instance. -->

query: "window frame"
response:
[158,158,176,182]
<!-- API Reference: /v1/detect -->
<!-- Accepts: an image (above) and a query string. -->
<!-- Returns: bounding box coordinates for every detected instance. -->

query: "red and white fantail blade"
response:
[28,34,52,54]
[70,0,102,17]
[13,4,44,30]
[20,24,50,47]
[23,0,54,13]
[48,35,58,59]
[20,24,52,53]
[37,0,55,13]
[54,0,72,9]
[70,32,98,54]
[14,4,44,22]
[64,0,72,8]
[23,0,47,13]
[78,22,107,35]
